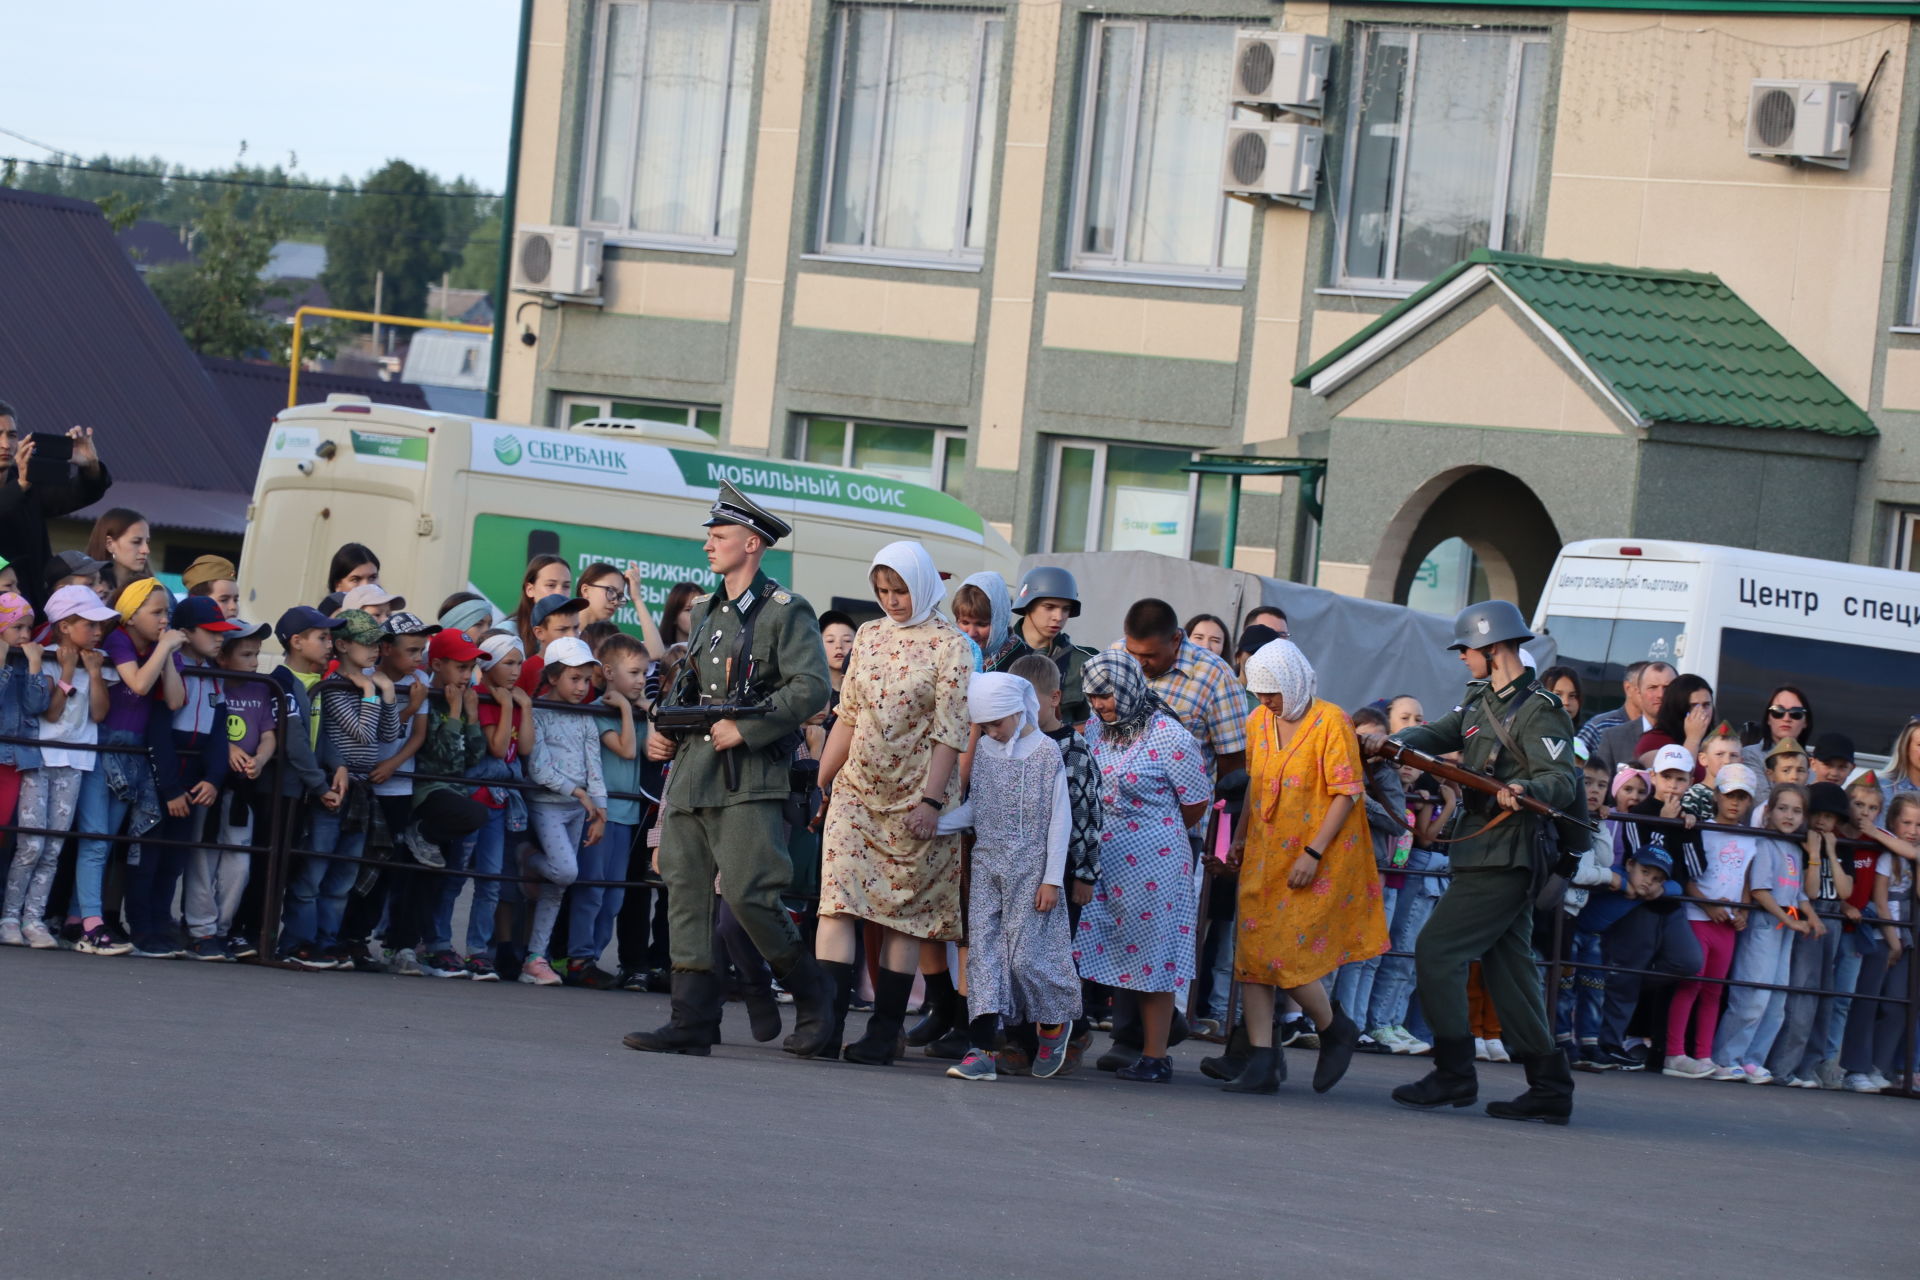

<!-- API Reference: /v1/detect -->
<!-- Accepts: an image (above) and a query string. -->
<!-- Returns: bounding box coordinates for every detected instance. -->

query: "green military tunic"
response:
[1024,630,1098,725]
[659,569,830,975]
[1388,672,1578,1059]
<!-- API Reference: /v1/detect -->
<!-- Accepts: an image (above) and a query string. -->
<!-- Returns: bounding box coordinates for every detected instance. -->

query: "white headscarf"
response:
[1245,638,1317,722]
[870,540,945,628]
[967,670,1039,735]
[960,570,1011,656]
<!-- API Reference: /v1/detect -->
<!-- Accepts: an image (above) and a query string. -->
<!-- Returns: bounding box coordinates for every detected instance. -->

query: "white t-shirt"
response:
[1873,852,1913,924]
[38,669,99,771]
[1687,830,1758,922]
[372,671,425,797]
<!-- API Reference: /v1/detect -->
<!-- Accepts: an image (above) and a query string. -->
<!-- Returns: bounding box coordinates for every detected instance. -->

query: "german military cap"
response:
[703,479,791,545]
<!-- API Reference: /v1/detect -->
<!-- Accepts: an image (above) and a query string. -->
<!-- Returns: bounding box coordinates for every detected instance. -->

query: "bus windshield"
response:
[1540,615,1686,719]
[1718,628,1919,761]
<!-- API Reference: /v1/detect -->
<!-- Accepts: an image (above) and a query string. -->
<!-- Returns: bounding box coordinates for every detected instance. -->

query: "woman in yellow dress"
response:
[1224,638,1386,1096]
[814,540,973,1064]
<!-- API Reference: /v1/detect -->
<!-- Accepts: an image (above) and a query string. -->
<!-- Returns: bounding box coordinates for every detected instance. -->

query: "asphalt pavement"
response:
[2,947,1913,1280]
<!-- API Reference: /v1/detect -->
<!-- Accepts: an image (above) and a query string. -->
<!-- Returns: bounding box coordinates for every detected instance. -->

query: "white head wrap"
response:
[967,671,1039,735]
[478,632,525,670]
[1244,638,1317,722]
[870,540,945,628]
[959,570,1011,656]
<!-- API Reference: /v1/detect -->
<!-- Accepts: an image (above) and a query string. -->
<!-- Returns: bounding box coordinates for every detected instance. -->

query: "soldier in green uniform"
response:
[1011,566,1098,727]
[1359,600,1579,1124]
[623,482,836,1058]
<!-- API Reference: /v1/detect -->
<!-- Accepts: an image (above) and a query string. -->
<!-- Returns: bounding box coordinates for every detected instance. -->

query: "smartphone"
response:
[26,432,72,485]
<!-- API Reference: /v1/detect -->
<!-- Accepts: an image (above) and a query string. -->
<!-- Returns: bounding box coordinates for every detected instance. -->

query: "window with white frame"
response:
[799,416,967,498]
[1045,440,1232,564]
[580,0,759,248]
[1068,18,1252,281]
[820,5,1005,263]
[561,394,722,437]
[1335,27,1551,292]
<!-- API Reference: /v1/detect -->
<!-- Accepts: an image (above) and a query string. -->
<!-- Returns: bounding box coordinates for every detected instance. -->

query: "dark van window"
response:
[1718,628,1919,758]
[1541,615,1686,719]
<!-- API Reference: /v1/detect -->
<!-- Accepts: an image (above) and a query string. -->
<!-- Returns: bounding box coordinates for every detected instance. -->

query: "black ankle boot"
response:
[844,968,914,1066]
[1221,1044,1285,1094]
[743,989,783,1042]
[622,970,723,1056]
[1486,1049,1575,1125]
[1312,1002,1362,1094]
[906,973,958,1047]
[1391,1035,1479,1109]
[923,993,969,1060]
[1201,1021,1252,1081]
[786,958,852,1058]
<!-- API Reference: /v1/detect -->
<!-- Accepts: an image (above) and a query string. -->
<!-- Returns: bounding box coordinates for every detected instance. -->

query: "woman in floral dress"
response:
[814,541,972,1064]
[1074,651,1211,1083]
[1222,638,1382,1096]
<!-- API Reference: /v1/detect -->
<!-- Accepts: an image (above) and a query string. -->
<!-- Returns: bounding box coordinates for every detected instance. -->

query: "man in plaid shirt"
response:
[1113,598,1249,786]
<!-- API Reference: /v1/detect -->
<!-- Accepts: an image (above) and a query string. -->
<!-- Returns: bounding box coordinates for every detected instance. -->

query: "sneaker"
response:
[224,935,258,961]
[519,955,562,986]
[1032,1024,1071,1079]
[287,942,338,970]
[322,943,355,969]
[465,955,499,982]
[1867,1069,1892,1091]
[1844,1072,1882,1093]
[398,824,446,869]
[1368,1025,1403,1051]
[189,937,232,962]
[1710,1063,1745,1081]
[1191,1017,1224,1042]
[59,920,84,948]
[76,925,134,957]
[1594,1043,1643,1071]
[1394,1026,1432,1055]
[1475,1038,1490,1061]
[1788,1074,1822,1089]
[1739,1063,1773,1085]
[21,921,57,950]
[616,967,649,991]
[849,995,874,1013]
[131,938,186,959]
[343,941,387,973]
[1280,1019,1307,1047]
[1662,1055,1714,1079]
[421,950,467,979]
[772,983,795,1005]
[0,919,23,947]
[563,958,617,989]
[996,1045,1032,1077]
[947,1049,998,1081]
[1815,1059,1847,1090]
[1115,1054,1173,1083]
[1485,1038,1511,1063]
[389,948,425,977]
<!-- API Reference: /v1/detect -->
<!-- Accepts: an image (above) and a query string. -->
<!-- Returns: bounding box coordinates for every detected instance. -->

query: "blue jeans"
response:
[568,820,632,961]
[1205,922,1235,1021]
[439,806,506,958]
[1814,944,1866,1063]
[1334,885,1395,1025]
[1555,930,1606,1044]
[1367,884,1435,1031]
[281,810,364,951]
[71,763,133,922]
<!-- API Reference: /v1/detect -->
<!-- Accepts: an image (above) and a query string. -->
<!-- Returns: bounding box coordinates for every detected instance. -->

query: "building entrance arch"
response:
[1366,466,1561,614]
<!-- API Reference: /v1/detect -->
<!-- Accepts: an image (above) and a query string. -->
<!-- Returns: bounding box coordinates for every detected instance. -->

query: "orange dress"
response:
[1234,698,1388,987]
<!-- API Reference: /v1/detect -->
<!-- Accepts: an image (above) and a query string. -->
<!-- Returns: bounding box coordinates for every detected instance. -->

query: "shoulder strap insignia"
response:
[770,589,792,605]
[691,592,713,606]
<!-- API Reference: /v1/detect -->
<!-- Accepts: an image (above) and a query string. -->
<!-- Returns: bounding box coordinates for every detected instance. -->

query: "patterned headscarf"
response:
[1244,638,1316,722]
[0,591,32,631]
[960,570,1011,657]
[870,540,945,628]
[1083,649,1161,747]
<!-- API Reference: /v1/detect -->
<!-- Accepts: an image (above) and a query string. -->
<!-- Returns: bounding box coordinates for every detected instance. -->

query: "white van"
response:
[237,398,1019,632]
[1531,539,1920,760]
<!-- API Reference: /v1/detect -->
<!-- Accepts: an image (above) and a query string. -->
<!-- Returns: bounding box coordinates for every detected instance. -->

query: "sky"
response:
[4,1,521,187]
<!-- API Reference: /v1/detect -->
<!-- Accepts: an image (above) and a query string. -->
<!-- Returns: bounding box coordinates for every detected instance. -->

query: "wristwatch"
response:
[920,795,944,810]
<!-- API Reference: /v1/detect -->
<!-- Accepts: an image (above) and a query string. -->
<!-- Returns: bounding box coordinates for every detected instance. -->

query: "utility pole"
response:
[372,269,385,350]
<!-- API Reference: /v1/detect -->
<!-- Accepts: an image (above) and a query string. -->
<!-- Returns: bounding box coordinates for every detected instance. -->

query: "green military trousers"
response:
[659,799,804,977]
[1412,867,1553,1060]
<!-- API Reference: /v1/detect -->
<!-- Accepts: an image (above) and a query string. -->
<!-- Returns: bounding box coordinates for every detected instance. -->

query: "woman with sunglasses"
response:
[1741,686,1813,784]
[577,561,668,661]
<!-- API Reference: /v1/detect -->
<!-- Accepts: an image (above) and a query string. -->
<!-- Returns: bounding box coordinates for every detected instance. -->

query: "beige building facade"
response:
[496,0,1920,611]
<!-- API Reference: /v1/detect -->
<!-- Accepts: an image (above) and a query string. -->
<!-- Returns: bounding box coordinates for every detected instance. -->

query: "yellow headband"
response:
[115,576,164,623]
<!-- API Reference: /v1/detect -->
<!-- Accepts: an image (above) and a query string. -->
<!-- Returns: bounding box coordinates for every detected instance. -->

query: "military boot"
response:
[1486,1049,1575,1125]
[1391,1035,1479,1110]
[777,954,837,1058]
[843,968,914,1066]
[785,958,852,1059]
[622,970,724,1056]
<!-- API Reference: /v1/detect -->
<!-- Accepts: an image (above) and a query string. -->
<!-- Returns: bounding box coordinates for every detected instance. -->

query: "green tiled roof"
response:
[1295,250,1876,438]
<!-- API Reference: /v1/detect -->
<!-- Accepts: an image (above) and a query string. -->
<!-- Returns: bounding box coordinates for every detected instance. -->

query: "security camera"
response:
[315,440,338,461]
[296,459,315,477]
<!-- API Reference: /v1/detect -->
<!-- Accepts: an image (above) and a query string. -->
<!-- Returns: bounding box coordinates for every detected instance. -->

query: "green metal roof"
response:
[1294,250,1876,438]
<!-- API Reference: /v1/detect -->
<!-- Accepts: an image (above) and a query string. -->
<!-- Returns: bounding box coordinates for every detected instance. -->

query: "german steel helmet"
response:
[1448,599,1532,651]
[1012,565,1082,617]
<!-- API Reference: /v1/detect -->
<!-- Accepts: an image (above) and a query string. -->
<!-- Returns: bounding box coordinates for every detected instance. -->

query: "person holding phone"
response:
[0,406,111,605]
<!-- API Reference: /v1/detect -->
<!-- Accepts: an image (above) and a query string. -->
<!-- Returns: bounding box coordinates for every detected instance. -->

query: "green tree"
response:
[146,188,291,359]
[321,159,452,319]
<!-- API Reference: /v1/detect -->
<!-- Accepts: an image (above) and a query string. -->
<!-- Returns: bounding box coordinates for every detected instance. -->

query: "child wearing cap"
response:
[141,596,239,960]
[404,627,496,979]
[1827,776,1916,1092]
[1679,724,1744,823]
[1809,733,1855,787]
[342,584,401,622]
[1840,791,1919,1092]
[565,630,647,988]
[1712,771,1816,1083]
[0,557,15,597]
[185,618,276,960]
[442,632,535,980]
[521,636,606,986]
[0,593,54,946]
[3,587,114,951]
[1574,806,1692,1071]
[182,555,239,619]
[278,609,400,969]
[1663,762,1760,1081]
[515,595,587,695]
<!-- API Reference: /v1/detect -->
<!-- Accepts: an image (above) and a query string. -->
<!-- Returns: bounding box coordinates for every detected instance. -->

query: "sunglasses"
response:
[1767,706,1808,720]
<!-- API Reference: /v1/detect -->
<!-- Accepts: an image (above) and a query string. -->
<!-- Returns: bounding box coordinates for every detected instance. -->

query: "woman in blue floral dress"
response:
[1073,651,1211,1082]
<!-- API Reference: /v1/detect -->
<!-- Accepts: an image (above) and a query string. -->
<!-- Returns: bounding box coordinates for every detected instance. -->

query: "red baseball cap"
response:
[427,629,486,663]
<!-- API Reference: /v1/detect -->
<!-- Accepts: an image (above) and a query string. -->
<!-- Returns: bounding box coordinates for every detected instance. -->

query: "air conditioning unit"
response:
[511,224,605,298]
[1222,121,1323,204]
[1745,79,1857,169]
[1231,30,1332,113]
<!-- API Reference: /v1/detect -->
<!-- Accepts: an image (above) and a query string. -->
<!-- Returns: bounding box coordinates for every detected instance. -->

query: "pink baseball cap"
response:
[45,584,119,624]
